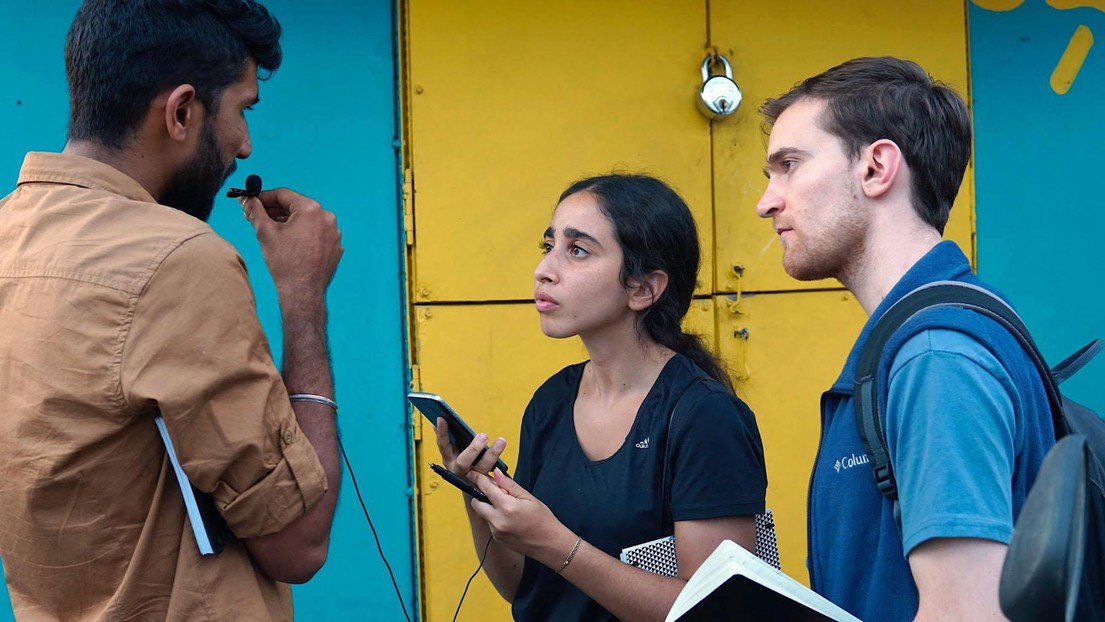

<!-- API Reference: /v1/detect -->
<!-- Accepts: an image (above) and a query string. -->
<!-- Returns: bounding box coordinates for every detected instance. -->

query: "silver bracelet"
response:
[555,536,583,574]
[288,393,338,412]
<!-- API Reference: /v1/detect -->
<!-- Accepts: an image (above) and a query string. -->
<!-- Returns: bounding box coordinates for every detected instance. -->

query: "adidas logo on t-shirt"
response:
[635,437,650,449]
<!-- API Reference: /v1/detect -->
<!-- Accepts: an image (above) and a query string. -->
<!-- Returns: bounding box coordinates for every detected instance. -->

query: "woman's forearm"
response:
[544,537,686,622]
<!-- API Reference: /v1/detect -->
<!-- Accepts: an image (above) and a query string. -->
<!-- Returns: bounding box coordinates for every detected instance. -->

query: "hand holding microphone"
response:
[235,176,343,299]
[232,175,290,223]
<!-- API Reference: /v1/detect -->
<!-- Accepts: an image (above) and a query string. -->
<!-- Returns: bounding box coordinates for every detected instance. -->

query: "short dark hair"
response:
[560,174,734,393]
[66,0,282,149]
[760,56,971,234]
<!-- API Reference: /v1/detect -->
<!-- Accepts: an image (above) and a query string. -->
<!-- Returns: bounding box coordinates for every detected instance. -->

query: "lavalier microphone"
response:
[226,174,262,198]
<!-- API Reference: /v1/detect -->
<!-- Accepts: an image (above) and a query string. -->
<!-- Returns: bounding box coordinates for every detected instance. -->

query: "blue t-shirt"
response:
[510,354,767,622]
[807,241,1054,621]
[888,329,1021,555]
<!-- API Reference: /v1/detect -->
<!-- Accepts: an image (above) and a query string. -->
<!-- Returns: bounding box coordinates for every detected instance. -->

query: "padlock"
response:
[697,54,742,120]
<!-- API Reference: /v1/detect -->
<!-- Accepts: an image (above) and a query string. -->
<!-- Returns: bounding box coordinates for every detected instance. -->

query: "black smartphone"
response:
[408,391,510,475]
[430,463,491,504]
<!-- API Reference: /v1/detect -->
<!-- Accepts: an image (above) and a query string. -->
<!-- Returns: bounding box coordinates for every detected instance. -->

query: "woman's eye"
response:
[569,244,588,258]
[539,240,552,254]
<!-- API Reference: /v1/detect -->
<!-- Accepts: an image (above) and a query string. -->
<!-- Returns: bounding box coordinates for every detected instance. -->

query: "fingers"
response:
[241,186,342,294]
[468,472,553,558]
[242,188,319,228]
[472,470,512,504]
[453,433,506,476]
[453,432,488,475]
[255,187,320,222]
[474,436,507,474]
[469,491,495,521]
[489,469,520,494]
[239,196,287,235]
[471,469,520,499]
[433,418,458,467]
[470,478,498,522]
[240,196,264,230]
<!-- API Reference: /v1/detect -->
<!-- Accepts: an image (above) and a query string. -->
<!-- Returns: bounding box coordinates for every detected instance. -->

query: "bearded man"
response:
[0,2,345,620]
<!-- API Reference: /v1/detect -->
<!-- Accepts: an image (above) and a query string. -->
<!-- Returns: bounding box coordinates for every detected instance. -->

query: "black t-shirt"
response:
[511,354,767,622]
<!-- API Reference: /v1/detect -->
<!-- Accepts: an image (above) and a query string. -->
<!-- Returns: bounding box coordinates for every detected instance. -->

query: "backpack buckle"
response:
[874,464,898,499]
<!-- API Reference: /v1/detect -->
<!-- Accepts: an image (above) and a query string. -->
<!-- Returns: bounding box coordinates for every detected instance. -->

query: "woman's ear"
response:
[162,84,200,143]
[628,270,669,312]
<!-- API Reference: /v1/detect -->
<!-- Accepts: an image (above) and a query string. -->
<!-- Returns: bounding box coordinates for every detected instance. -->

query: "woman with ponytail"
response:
[434,174,768,622]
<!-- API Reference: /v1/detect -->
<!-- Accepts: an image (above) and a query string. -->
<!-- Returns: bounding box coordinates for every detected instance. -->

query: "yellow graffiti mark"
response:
[975,0,1103,94]
[1048,0,1105,12]
[1052,24,1095,94]
[971,0,1025,10]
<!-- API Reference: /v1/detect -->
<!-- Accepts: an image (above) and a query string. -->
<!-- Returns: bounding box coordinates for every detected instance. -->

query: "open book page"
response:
[666,540,862,622]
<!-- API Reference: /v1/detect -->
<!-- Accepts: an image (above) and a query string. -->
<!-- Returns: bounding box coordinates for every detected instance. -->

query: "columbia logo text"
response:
[833,453,869,473]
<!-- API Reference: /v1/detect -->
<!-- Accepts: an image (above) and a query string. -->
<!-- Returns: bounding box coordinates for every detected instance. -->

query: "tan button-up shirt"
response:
[0,153,328,621]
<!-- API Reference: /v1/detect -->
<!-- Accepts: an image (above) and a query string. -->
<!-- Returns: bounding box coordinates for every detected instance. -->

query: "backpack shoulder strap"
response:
[1052,339,1102,386]
[854,281,1068,506]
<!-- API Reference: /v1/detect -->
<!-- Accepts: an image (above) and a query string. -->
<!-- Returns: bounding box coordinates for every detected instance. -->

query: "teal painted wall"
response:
[969,1,1105,411]
[0,2,416,620]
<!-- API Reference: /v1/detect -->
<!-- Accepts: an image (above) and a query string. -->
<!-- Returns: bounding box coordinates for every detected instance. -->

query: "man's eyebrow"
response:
[763,146,811,178]
[543,226,554,238]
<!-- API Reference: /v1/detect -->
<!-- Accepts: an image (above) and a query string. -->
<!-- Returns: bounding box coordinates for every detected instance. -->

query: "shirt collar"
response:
[17,152,158,204]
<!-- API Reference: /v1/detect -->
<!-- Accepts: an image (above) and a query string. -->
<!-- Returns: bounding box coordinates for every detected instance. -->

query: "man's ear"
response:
[860,138,904,200]
[628,270,669,312]
[162,85,200,144]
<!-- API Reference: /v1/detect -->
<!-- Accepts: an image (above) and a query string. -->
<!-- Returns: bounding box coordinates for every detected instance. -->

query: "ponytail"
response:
[641,302,735,395]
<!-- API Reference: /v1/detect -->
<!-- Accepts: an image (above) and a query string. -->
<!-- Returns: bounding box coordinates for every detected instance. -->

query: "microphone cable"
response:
[338,437,413,622]
[453,535,494,622]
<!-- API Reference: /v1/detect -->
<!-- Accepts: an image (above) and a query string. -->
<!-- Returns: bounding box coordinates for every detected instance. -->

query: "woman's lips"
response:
[535,294,558,312]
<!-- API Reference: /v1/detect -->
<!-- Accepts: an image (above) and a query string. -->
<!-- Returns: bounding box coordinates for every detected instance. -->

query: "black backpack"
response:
[853,280,1105,621]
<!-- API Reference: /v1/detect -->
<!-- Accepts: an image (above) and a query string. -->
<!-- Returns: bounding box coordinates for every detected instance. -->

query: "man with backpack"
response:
[755,56,1054,621]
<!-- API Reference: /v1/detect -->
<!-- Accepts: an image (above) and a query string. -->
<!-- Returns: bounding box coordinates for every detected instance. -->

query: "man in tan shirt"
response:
[0,2,344,620]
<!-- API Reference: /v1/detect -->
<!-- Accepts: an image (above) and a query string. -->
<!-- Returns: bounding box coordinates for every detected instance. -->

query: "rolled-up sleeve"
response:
[120,232,327,538]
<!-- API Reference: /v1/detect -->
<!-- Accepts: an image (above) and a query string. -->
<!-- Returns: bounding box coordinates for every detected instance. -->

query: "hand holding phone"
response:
[408,392,510,475]
[430,463,491,504]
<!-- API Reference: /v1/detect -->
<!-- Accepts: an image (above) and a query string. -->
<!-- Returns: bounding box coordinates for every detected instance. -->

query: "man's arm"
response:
[910,538,1008,622]
[886,329,1021,620]
[241,188,343,583]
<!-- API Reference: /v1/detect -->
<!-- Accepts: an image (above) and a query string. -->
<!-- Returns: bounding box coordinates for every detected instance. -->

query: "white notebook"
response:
[155,415,229,555]
[666,539,862,622]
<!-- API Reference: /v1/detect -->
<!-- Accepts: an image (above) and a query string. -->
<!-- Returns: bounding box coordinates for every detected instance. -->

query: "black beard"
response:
[160,122,233,222]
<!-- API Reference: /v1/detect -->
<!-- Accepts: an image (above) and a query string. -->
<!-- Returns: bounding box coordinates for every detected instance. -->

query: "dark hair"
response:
[559,174,734,394]
[65,0,282,149]
[760,56,971,234]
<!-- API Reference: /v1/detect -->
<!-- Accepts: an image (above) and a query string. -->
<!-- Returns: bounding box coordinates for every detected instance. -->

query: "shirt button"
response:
[282,430,295,445]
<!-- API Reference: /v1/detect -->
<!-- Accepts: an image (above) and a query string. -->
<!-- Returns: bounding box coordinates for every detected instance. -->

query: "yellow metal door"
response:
[406,1,977,618]
[710,1,974,295]
[413,303,586,622]
[407,3,714,618]
[407,0,713,304]
[715,291,869,577]
[414,302,715,621]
